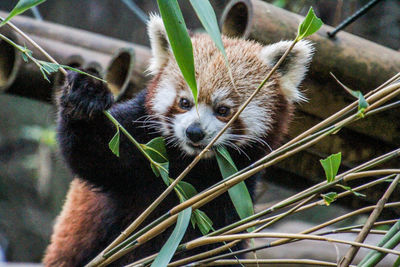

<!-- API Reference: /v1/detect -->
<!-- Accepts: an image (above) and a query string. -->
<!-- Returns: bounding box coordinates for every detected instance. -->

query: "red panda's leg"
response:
[43,178,114,266]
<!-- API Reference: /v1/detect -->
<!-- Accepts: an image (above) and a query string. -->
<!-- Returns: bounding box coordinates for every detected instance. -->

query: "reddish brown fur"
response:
[43,179,114,267]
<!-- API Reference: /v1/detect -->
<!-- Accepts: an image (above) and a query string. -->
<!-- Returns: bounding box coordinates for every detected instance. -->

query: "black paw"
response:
[60,70,114,119]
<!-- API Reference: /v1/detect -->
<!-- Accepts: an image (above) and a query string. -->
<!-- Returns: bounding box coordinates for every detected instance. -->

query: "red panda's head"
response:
[145,15,313,157]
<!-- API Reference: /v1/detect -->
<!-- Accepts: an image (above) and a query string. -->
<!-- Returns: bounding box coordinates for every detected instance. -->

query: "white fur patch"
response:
[151,81,177,114]
[240,100,272,139]
[147,14,170,74]
[259,40,314,103]
[173,103,226,157]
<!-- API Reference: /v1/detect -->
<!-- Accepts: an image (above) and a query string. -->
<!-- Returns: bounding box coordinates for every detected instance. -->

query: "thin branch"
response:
[0,16,66,75]
[339,174,400,266]
[183,233,400,257]
[202,258,355,266]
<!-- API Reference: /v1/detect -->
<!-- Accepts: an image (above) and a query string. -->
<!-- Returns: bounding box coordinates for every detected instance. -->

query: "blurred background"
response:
[0,0,399,264]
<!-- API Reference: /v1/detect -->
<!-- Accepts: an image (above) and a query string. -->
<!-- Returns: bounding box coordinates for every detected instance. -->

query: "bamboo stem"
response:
[339,175,400,266]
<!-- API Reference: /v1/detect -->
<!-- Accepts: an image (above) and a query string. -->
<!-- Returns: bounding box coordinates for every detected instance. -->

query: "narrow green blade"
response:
[1,0,46,26]
[157,0,198,105]
[215,146,254,231]
[189,0,227,61]
[151,207,192,267]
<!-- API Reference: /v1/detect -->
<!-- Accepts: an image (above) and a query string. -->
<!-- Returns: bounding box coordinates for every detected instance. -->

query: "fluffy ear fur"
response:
[147,14,170,74]
[259,40,314,102]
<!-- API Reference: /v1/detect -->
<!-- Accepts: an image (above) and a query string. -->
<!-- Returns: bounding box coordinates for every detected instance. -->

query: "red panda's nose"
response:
[186,123,205,143]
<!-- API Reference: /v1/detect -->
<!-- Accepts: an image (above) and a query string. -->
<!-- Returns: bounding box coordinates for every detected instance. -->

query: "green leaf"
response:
[172,179,213,235]
[151,162,169,185]
[296,7,323,41]
[215,146,254,232]
[21,52,28,62]
[192,210,213,235]
[321,192,337,206]
[176,180,197,199]
[320,152,341,183]
[143,137,170,184]
[189,0,234,85]
[330,73,369,113]
[0,0,46,26]
[109,127,120,157]
[337,184,366,198]
[40,61,60,74]
[272,0,286,8]
[157,0,198,105]
[143,137,168,163]
[151,207,192,267]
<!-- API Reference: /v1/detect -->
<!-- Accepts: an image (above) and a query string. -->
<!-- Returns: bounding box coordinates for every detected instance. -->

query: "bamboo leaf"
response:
[143,137,168,163]
[151,207,192,267]
[189,0,234,85]
[108,127,120,157]
[0,0,46,26]
[321,192,337,206]
[192,210,213,235]
[296,7,323,41]
[157,0,198,105]
[189,0,224,57]
[330,73,369,113]
[216,146,254,231]
[173,180,213,235]
[320,152,341,183]
[337,184,366,198]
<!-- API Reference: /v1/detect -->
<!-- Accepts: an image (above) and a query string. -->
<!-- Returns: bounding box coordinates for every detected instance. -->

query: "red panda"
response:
[43,15,313,266]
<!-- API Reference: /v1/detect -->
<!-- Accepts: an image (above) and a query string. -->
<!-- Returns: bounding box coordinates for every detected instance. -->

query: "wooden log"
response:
[0,10,151,89]
[0,29,113,102]
[0,16,152,102]
[220,0,400,91]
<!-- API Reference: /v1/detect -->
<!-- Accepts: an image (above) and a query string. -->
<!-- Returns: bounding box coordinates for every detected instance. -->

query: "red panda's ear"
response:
[259,40,314,103]
[147,14,171,74]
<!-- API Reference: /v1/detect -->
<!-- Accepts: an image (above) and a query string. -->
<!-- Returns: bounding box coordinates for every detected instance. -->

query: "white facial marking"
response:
[173,103,226,157]
[240,100,272,142]
[152,81,176,114]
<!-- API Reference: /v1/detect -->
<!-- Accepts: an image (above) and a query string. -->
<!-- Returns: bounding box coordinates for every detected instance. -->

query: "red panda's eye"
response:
[179,98,192,110]
[216,106,230,117]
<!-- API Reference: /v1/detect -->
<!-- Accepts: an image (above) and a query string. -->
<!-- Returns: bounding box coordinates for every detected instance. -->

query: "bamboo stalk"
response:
[339,175,400,266]
[183,233,400,256]
[202,258,354,266]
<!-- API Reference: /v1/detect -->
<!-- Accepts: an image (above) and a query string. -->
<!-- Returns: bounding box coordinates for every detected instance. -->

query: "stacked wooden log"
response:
[0,11,152,103]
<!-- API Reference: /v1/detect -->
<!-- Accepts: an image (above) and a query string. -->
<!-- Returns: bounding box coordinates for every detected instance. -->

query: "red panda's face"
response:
[145,15,313,157]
